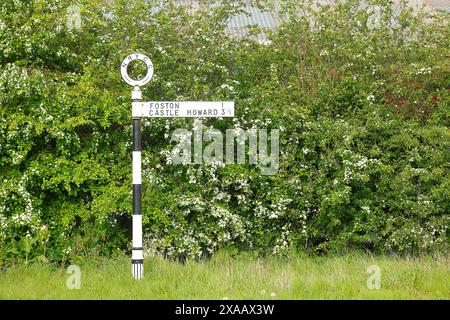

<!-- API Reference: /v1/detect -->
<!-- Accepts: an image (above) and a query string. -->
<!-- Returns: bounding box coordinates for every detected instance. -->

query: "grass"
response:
[0,252,448,299]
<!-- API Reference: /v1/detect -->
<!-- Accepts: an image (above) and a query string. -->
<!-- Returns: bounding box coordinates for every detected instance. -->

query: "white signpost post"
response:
[121,53,234,279]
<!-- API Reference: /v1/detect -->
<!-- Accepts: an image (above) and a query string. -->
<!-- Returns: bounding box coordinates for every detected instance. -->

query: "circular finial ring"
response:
[121,53,154,87]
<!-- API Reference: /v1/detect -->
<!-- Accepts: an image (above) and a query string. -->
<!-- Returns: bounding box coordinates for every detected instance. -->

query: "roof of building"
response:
[224,0,450,42]
[424,0,450,11]
[162,1,450,42]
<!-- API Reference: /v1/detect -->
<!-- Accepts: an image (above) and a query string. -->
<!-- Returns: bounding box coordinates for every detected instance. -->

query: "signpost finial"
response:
[121,53,154,87]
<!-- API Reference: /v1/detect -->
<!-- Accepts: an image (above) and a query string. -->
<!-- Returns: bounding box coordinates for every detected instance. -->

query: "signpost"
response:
[121,53,235,279]
[132,101,234,118]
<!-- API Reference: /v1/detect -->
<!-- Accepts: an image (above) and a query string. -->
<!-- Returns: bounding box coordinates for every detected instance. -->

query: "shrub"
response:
[0,0,448,264]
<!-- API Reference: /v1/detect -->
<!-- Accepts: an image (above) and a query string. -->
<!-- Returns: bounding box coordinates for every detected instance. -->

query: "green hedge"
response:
[0,0,448,264]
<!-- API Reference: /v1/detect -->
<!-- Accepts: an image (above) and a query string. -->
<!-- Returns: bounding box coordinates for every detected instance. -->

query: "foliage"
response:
[0,0,448,264]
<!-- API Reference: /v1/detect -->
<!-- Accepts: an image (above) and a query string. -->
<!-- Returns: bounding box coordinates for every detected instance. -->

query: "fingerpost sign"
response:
[121,53,235,279]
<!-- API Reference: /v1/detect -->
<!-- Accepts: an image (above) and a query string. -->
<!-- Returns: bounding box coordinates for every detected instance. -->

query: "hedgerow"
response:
[0,0,448,265]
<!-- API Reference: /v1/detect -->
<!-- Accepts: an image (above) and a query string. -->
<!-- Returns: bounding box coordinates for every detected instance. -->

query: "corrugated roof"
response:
[223,0,449,42]
[165,1,449,42]
[225,4,281,42]
[424,0,450,11]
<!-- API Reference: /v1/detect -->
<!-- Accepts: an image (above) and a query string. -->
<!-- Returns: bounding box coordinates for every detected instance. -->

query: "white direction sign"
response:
[132,101,234,118]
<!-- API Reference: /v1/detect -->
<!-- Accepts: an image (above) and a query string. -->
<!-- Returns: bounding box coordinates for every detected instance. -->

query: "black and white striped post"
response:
[121,53,154,280]
[131,86,143,279]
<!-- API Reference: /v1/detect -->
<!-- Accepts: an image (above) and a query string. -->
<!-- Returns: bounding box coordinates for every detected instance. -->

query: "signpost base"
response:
[132,259,144,280]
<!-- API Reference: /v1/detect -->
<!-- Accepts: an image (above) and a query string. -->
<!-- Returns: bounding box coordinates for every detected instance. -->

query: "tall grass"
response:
[0,252,448,299]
